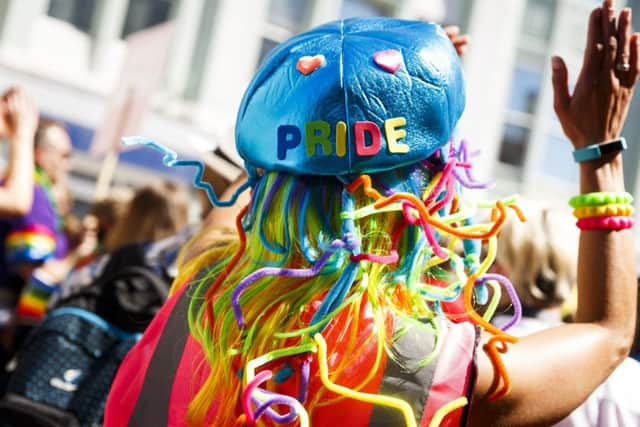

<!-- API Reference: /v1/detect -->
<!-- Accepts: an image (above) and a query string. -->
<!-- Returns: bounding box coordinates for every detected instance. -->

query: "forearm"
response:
[0,134,34,215]
[472,156,636,426]
[576,153,636,350]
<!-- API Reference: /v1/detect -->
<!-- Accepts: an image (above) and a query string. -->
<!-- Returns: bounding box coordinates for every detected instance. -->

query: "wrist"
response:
[579,153,625,193]
[9,130,35,149]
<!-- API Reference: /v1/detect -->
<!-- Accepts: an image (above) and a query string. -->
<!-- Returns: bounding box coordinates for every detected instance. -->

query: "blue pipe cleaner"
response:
[122,136,252,207]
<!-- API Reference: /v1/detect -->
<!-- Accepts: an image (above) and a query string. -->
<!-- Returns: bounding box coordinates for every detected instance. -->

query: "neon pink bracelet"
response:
[576,216,635,231]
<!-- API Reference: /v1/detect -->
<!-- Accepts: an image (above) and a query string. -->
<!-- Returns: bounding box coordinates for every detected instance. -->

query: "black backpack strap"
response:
[127,281,192,427]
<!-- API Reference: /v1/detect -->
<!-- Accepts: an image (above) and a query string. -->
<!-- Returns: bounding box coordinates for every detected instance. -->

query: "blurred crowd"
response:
[0,87,198,366]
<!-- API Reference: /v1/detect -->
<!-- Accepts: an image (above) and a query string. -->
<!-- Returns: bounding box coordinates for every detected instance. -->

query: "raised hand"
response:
[444,25,470,56]
[551,0,639,150]
[2,87,38,143]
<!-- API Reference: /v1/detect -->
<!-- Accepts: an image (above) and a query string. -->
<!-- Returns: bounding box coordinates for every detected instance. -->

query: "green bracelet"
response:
[569,191,634,208]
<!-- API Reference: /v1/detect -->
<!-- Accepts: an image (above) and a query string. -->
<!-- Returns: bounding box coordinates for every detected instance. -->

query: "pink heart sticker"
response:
[374,49,403,74]
[296,55,326,75]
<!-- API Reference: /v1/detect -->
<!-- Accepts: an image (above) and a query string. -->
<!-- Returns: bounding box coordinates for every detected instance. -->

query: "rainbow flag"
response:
[5,224,55,264]
[15,273,59,321]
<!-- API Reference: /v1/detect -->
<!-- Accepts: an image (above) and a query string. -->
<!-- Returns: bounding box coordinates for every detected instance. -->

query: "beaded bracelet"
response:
[573,204,635,219]
[569,192,633,208]
[576,216,634,231]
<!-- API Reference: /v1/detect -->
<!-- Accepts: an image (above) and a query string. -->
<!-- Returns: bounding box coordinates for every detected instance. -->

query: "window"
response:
[508,65,543,115]
[341,0,388,18]
[257,38,280,66]
[498,0,557,168]
[268,0,311,33]
[499,124,530,167]
[122,0,177,38]
[499,53,544,167]
[522,0,556,43]
[258,0,314,67]
[48,0,98,33]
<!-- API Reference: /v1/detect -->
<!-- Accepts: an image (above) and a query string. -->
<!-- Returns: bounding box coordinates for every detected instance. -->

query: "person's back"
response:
[106,2,640,425]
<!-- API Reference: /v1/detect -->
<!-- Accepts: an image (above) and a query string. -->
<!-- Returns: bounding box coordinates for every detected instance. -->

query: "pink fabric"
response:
[103,285,189,426]
[167,335,216,426]
[421,321,476,427]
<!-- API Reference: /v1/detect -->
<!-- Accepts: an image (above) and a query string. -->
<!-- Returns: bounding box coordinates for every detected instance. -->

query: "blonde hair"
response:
[496,202,578,309]
[104,181,189,251]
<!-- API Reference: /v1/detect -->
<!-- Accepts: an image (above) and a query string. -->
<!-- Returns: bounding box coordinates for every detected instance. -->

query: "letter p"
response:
[277,125,302,160]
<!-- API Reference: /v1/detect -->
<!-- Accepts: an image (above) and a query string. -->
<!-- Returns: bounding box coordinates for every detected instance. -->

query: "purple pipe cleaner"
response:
[299,358,310,403]
[252,390,299,424]
[232,239,347,328]
[250,356,312,424]
[475,273,522,331]
[454,139,494,189]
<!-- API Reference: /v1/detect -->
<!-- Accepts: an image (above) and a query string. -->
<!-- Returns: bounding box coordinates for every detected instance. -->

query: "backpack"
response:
[0,242,172,426]
[0,308,139,427]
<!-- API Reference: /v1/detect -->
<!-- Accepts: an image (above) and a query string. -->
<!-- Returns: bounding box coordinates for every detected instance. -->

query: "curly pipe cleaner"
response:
[452,139,494,189]
[475,274,522,331]
[252,390,301,424]
[242,370,272,425]
[121,137,252,207]
[309,190,361,330]
[232,239,348,329]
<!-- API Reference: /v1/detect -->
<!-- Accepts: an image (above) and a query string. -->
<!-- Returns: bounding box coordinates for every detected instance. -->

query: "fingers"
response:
[604,35,618,74]
[453,35,470,55]
[602,0,617,42]
[616,8,632,73]
[444,25,460,38]
[444,25,470,56]
[584,8,605,73]
[551,56,571,119]
[627,33,640,85]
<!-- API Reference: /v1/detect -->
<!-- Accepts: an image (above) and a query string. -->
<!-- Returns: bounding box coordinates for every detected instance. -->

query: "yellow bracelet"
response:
[573,204,634,219]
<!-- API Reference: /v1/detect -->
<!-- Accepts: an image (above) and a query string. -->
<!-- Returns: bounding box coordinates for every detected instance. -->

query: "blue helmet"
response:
[236,17,465,176]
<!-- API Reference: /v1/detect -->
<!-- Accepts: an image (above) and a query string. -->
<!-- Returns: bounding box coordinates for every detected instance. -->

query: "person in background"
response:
[0,87,38,216]
[103,181,189,253]
[0,119,96,360]
[492,203,640,426]
[86,193,130,253]
[55,181,191,306]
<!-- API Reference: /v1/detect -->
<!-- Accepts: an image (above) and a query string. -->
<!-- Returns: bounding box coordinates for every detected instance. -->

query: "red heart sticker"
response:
[296,55,326,75]
[374,49,403,74]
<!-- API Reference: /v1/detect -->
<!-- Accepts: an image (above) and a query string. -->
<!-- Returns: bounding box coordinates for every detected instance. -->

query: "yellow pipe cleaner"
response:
[314,333,417,427]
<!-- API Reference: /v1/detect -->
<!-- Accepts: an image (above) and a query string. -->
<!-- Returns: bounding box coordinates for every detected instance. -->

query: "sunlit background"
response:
[0,0,638,223]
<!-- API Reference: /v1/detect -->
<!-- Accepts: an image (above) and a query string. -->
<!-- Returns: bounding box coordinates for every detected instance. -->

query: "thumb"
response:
[551,56,571,117]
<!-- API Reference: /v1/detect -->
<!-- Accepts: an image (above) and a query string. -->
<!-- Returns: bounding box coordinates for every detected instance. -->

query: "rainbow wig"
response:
[131,17,525,427]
